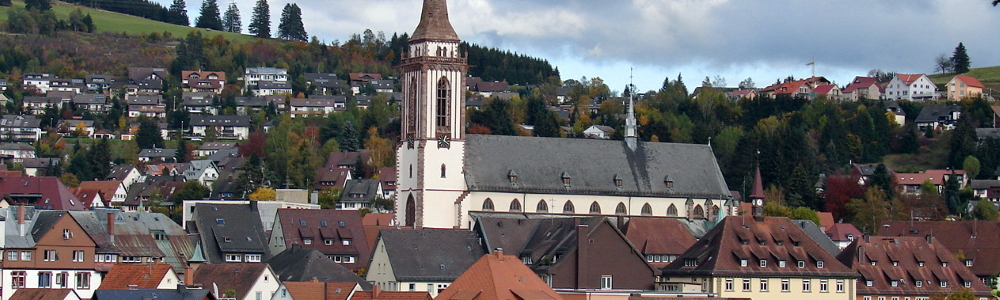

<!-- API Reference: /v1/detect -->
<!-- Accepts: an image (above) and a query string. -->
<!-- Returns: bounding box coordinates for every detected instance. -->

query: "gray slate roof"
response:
[2,206,39,249]
[914,104,961,124]
[791,219,840,256]
[378,228,485,282]
[192,203,270,264]
[267,245,372,288]
[341,179,380,203]
[139,148,177,158]
[69,209,195,273]
[92,287,212,300]
[463,135,730,198]
[977,128,1000,140]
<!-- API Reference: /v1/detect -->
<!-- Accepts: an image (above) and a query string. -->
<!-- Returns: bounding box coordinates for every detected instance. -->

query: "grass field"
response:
[928,65,1000,95]
[0,0,257,42]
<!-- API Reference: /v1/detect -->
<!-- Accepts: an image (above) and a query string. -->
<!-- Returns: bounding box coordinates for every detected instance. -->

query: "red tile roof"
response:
[362,213,395,227]
[953,75,984,88]
[348,73,382,82]
[817,212,834,230]
[882,221,1000,278]
[749,168,765,200]
[624,218,697,268]
[0,176,84,210]
[812,84,837,95]
[354,289,431,300]
[435,252,563,300]
[71,188,103,207]
[825,223,862,242]
[842,77,883,93]
[897,74,925,85]
[98,264,175,290]
[79,181,123,204]
[192,263,270,300]
[837,236,992,297]
[9,289,77,300]
[275,209,370,271]
[283,281,358,300]
[895,170,964,186]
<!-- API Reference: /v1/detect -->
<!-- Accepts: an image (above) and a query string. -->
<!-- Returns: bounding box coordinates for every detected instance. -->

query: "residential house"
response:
[22,73,55,93]
[271,281,358,300]
[22,96,62,115]
[181,92,218,115]
[914,104,961,132]
[355,95,372,109]
[255,81,292,96]
[190,115,251,140]
[365,229,485,297]
[378,167,396,200]
[886,74,937,101]
[435,251,563,300]
[105,165,142,188]
[0,79,7,91]
[126,67,169,95]
[623,218,698,268]
[9,289,80,300]
[314,167,352,190]
[244,67,290,96]
[289,97,341,117]
[475,217,659,290]
[126,94,166,118]
[947,75,984,101]
[971,180,1000,201]
[659,214,858,299]
[267,209,369,271]
[467,78,508,97]
[370,80,394,94]
[837,235,992,300]
[60,120,94,137]
[885,101,907,126]
[582,125,614,139]
[85,75,114,93]
[0,116,42,142]
[325,152,366,170]
[48,79,85,94]
[20,158,58,177]
[0,177,85,210]
[352,288,430,300]
[191,264,280,300]
[727,89,758,101]
[180,200,319,232]
[196,142,238,158]
[189,203,271,264]
[824,223,862,249]
[68,210,195,274]
[71,188,105,208]
[80,180,131,207]
[1,209,103,300]
[184,160,220,187]
[883,221,1000,287]
[792,219,841,256]
[97,264,180,290]
[138,148,178,163]
[92,285,214,300]
[235,97,270,115]
[763,80,814,99]
[121,177,185,212]
[895,170,965,195]
[348,73,382,95]
[843,76,885,101]
[0,143,35,163]
[305,73,349,95]
[267,245,370,287]
[340,179,382,210]
[181,71,227,94]
[45,91,75,105]
[813,84,843,100]
[72,94,110,113]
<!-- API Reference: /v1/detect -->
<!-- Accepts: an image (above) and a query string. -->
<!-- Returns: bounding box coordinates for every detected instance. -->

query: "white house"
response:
[0,143,35,163]
[582,125,614,139]
[289,97,340,117]
[190,115,251,140]
[22,73,54,93]
[885,73,937,101]
[192,264,280,300]
[184,160,220,187]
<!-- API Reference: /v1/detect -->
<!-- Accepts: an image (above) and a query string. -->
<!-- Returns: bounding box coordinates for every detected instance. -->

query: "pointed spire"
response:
[625,68,638,150]
[410,0,459,42]
[749,167,765,200]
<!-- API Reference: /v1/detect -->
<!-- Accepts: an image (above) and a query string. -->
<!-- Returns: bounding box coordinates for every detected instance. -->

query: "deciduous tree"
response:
[174,181,211,201]
[848,187,891,235]
[248,187,276,200]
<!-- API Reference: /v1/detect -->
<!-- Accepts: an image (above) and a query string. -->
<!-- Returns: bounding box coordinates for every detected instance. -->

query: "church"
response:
[395,0,737,229]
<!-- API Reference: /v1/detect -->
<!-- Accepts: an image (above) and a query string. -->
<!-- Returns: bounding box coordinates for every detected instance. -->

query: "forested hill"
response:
[460,42,559,85]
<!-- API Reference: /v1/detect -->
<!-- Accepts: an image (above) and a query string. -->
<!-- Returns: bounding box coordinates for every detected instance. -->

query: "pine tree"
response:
[0,0,12,7]
[222,1,241,33]
[195,0,223,30]
[277,3,307,41]
[168,0,188,26]
[248,0,270,38]
[25,0,51,11]
[952,42,971,74]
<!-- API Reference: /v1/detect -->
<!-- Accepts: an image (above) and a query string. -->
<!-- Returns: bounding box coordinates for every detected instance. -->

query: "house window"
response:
[803,279,811,292]
[740,259,747,267]
[864,297,872,300]
[965,281,971,288]
[325,239,334,245]
[304,238,313,245]
[38,272,52,288]
[63,229,72,239]
[12,271,26,289]
[820,280,828,292]
[589,202,601,214]
[667,204,677,216]
[760,279,768,291]
[837,280,845,292]
[778,260,786,267]
[781,279,789,292]
[742,279,751,291]
[44,250,56,261]
[615,202,627,215]
[725,279,734,291]
[342,239,351,246]
[7,251,17,261]
[536,200,548,213]
[600,275,612,290]
[225,254,242,262]
[940,280,947,287]
[866,280,874,286]
[916,280,923,287]
[891,280,898,287]
[73,250,84,262]
[245,254,262,262]
[684,259,697,267]
[76,272,91,289]
[641,203,652,216]
[482,198,495,211]
[509,199,522,212]
[817,261,824,268]
[966,260,973,267]
[441,164,446,178]
[759,259,767,267]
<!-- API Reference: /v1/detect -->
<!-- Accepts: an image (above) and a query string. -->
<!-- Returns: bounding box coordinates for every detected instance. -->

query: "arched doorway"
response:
[405,194,416,227]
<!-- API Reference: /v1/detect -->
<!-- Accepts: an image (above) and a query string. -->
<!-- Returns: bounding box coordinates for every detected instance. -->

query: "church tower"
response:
[395,0,469,229]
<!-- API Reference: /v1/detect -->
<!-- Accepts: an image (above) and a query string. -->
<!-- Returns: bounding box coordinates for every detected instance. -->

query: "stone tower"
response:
[395,0,469,229]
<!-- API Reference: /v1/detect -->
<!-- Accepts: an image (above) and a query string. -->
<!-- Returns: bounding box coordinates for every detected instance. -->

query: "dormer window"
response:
[664,175,674,189]
[940,280,947,288]
[891,280,898,287]
[866,280,873,287]
[561,172,571,187]
[740,259,748,267]
[916,281,923,287]
[966,259,973,267]
[942,262,948,267]
[817,261,825,268]
[778,260,786,267]
[508,170,518,186]
[613,173,623,188]
[759,259,767,267]
[684,259,698,267]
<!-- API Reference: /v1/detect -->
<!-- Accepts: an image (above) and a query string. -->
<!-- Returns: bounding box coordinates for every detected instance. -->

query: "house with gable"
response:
[0,115,42,142]
[184,160,220,187]
[267,246,371,287]
[97,264,180,290]
[126,67,169,95]
[623,218,698,268]
[886,74,937,101]
[182,92,219,115]
[191,263,279,300]
[267,209,369,271]
[106,165,141,188]
[22,74,55,93]
[340,179,383,210]
[842,76,885,101]
[813,84,843,101]
[72,94,110,112]
[126,94,166,118]
[289,97,341,117]
[894,169,965,195]
[348,73,382,95]
[0,177,86,210]
[68,210,194,275]
[22,96,62,115]
[435,251,564,300]
[271,281,359,300]
[244,67,290,96]
[181,71,227,94]
[1,209,102,300]
[189,203,270,264]
[947,75,984,101]
[365,228,485,297]
[190,115,251,140]
[304,73,349,95]
[915,104,961,132]
[85,74,114,93]
[883,221,1000,287]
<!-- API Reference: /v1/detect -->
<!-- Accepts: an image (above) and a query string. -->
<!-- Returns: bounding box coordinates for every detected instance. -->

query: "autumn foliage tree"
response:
[823,173,865,221]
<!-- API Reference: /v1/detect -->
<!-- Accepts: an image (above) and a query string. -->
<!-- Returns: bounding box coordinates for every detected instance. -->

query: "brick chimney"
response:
[17,205,25,235]
[373,285,382,298]
[576,220,589,289]
[184,267,194,285]
[107,213,115,244]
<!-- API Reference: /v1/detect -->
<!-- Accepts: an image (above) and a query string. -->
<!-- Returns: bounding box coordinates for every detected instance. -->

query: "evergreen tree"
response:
[24,0,50,11]
[248,0,270,38]
[195,0,223,30]
[338,120,359,152]
[175,135,188,163]
[136,117,165,149]
[277,3,306,41]
[222,1,241,33]
[168,0,188,25]
[0,0,11,7]
[948,114,977,169]
[87,138,111,180]
[952,42,971,74]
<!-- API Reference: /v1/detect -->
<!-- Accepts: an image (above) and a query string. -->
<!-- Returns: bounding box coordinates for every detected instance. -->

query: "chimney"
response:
[250,201,258,212]
[926,234,933,244]
[184,267,194,285]
[17,205,25,235]
[107,213,115,244]
[576,221,589,289]
[373,285,381,298]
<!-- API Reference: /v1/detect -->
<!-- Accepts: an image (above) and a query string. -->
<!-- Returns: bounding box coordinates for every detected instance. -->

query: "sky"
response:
[166,0,1000,94]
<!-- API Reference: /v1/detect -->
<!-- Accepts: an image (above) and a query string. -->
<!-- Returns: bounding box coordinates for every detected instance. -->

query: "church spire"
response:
[750,165,765,220]
[625,69,638,150]
[410,0,459,42]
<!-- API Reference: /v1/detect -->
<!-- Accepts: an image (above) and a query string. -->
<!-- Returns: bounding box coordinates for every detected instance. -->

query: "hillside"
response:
[928,65,1000,94]
[0,0,255,42]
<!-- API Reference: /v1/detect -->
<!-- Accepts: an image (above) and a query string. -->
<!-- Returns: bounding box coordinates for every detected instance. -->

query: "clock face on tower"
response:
[438,135,450,148]
[754,199,763,206]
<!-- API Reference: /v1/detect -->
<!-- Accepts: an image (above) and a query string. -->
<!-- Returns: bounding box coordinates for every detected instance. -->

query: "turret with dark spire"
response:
[410,0,459,42]
[750,166,765,221]
[624,73,638,150]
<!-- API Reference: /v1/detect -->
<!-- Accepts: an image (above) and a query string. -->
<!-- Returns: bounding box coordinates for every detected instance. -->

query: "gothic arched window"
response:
[693,205,705,218]
[509,199,522,212]
[641,203,652,216]
[405,195,415,227]
[563,201,575,213]
[436,77,451,128]
[482,198,494,211]
[615,202,627,215]
[667,204,678,216]
[589,202,601,214]
[536,201,548,213]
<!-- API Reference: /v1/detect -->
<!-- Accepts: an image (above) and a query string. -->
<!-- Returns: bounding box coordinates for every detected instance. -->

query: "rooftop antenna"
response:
[806,58,816,78]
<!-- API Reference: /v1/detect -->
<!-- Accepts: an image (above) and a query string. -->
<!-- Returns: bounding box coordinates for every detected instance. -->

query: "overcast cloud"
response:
[169,0,1000,92]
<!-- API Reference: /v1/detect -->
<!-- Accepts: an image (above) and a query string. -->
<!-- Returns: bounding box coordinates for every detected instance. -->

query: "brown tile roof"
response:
[624,218,697,268]
[315,167,352,189]
[283,281,358,300]
[882,221,1000,278]
[837,236,992,297]
[79,180,123,204]
[897,74,925,85]
[0,176,84,210]
[9,289,76,300]
[826,223,863,242]
[348,73,382,82]
[354,290,431,300]
[98,263,174,290]
[275,209,370,271]
[812,84,837,95]
[895,170,964,186]
[362,213,395,226]
[435,252,563,300]
[409,0,459,42]
[662,216,858,278]
[843,76,883,93]
[71,188,103,207]
[192,263,269,300]
[817,212,834,230]
[953,75,984,88]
